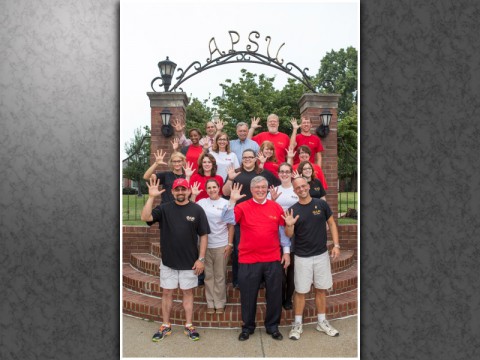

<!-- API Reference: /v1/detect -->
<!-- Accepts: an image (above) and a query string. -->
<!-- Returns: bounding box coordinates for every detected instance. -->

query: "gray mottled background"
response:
[1,0,479,359]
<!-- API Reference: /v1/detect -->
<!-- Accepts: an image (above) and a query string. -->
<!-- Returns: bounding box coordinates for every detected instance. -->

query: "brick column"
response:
[146,92,189,168]
[146,92,189,205]
[299,93,340,220]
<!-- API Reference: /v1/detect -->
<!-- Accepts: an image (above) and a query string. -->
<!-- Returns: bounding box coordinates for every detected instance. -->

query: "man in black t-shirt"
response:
[283,177,341,341]
[141,177,210,342]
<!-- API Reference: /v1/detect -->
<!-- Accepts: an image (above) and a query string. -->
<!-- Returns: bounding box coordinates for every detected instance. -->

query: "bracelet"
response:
[227,243,234,247]
[334,244,340,249]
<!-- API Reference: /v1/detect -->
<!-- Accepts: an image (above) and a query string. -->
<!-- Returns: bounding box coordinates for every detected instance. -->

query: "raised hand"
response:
[146,176,165,198]
[290,117,300,130]
[230,182,246,203]
[201,136,210,150]
[171,118,185,133]
[215,119,225,131]
[269,185,282,202]
[190,181,203,197]
[257,151,267,164]
[153,149,167,166]
[183,161,195,178]
[286,145,296,159]
[171,138,180,151]
[281,209,299,227]
[226,165,239,180]
[292,169,300,179]
[250,116,261,130]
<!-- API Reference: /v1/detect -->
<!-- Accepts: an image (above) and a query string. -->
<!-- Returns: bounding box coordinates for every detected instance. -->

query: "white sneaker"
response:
[316,319,339,337]
[289,323,303,340]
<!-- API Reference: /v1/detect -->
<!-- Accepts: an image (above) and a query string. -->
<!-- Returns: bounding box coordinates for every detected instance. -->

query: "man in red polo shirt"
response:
[222,177,291,342]
[248,114,290,163]
[289,117,324,168]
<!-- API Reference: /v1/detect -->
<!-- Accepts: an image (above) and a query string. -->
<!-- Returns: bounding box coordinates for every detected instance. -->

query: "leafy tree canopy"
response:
[315,46,357,120]
[123,125,150,194]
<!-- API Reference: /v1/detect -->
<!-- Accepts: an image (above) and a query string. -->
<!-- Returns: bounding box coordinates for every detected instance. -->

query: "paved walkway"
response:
[122,314,358,358]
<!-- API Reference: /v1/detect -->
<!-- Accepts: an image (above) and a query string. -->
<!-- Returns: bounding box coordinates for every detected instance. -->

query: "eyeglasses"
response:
[171,160,183,163]
[303,167,313,171]
[252,185,268,190]
[279,171,291,174]
[242,156,255,160]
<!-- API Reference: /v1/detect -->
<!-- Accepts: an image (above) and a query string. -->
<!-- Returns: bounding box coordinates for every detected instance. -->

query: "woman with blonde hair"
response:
[143,150,194,204]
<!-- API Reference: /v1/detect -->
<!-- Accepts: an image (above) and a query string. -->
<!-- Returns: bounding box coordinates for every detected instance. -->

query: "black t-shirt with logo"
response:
[147,201,210,270]
[232,168,280,204]
[308,178,327,199]
[288,198,332,257]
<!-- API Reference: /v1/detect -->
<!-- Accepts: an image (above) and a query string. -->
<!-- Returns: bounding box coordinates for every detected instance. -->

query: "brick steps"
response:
[151,241,341,260]
[123,287,357,327]
[130,249,355,278]
[124,240,358,328]
[123,262,357,301]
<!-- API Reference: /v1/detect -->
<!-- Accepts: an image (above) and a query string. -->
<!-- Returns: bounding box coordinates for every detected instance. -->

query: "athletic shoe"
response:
[152,324,172,342]
[316,319,339,337]
[184,325,200,341]
[207,308,215,314]
[289,323,303,340]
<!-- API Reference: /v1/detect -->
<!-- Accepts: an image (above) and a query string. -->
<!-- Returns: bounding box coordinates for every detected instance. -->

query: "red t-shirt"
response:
[293,163,328,190]
[189,173,224,202]
[234,199,285,264]
[294,133,324,164]
[185,145,204,172]
[252,132,290,163]
[263,161,279,179]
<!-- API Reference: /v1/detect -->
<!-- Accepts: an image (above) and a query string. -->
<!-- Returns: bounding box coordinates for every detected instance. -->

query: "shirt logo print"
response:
[186,216,196,222]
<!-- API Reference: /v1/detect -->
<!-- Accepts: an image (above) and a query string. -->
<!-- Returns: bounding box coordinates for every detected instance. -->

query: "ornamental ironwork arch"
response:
[151,31,334,93]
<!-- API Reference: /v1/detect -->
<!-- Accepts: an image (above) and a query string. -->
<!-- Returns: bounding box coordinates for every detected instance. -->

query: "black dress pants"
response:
[238,261,283,333]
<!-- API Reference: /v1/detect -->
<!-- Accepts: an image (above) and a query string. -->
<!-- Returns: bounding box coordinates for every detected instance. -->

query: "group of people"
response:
[140,114,341,343]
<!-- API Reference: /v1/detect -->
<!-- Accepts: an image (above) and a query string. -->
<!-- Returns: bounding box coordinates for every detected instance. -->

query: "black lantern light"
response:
[316,108,333,138]
[157,56,177,92]
[160,108,173,138]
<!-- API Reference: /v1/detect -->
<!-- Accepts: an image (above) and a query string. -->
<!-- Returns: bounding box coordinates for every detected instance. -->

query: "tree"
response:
[315,47,357,120]
[212,69,303,136]
[185,97,213,135]
[337,104,358,189]
[123,125,150,195]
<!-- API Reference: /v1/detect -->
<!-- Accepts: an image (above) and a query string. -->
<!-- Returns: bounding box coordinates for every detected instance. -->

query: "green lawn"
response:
[338,192,358,214]
[122,195,148,222]
[122,192,358,224]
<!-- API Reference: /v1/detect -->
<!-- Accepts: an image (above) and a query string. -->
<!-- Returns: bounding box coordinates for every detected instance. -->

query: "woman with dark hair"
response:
[172,128,209,173]
[189,153,224,202]
[297,160,326,200]
[191,179,234,314]
[291,145,328,190]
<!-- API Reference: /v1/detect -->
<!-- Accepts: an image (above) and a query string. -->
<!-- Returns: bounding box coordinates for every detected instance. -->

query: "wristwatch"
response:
[334,244,340,249]
[198,257,205,263]
[227,243,234,247]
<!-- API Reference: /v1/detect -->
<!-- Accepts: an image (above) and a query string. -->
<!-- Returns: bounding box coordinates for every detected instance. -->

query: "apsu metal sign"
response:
[152,30,328,93]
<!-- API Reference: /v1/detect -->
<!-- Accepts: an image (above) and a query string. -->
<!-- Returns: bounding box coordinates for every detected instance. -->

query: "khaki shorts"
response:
[294,252,333,293]
[160,261,198,290]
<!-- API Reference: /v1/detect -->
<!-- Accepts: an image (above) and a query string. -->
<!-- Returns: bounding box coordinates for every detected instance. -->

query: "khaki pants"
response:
[205,246,228,309]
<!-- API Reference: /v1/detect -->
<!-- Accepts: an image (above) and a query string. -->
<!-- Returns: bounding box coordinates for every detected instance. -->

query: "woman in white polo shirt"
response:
[191,178,235,314]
